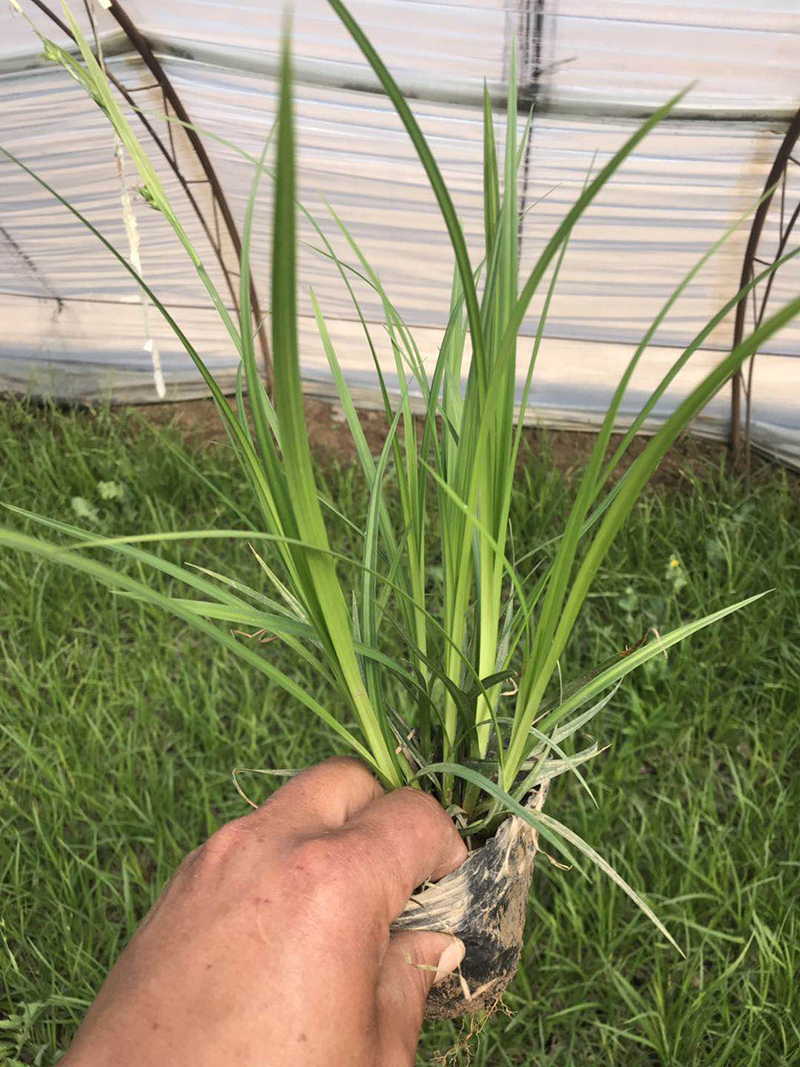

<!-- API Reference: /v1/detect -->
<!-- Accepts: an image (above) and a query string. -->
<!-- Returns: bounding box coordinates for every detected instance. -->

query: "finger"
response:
[377,931,465,1058]
[251,757,383,836]
[337,787,468,922]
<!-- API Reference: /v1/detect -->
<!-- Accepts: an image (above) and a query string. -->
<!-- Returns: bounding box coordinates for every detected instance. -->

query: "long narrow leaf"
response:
[414,762,683,954]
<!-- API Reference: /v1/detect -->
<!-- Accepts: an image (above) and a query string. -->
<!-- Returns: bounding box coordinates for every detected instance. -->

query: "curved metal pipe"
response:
[27,0,272,391]
[730,106,800,459]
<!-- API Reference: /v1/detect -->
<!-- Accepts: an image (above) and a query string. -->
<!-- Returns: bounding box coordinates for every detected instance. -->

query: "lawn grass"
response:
[1,399,798,1065]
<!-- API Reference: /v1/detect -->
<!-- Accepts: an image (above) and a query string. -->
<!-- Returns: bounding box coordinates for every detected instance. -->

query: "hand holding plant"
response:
[59,759,467,1067]
[2,0,798,1021]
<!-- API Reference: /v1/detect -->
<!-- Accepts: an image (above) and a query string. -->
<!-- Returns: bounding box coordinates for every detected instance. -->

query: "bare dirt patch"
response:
[127,394,781,489]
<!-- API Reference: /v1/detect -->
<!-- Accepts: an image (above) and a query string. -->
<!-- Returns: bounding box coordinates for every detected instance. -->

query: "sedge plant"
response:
[2,1,799,952]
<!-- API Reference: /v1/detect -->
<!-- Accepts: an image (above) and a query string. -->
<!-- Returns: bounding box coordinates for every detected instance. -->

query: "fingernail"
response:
[434,938,466,985]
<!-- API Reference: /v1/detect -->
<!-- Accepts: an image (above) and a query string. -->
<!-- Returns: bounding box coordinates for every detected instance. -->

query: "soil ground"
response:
[127,394,784,489]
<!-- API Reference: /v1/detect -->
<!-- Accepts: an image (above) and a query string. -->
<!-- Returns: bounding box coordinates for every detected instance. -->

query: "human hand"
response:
[62,758,468,1066]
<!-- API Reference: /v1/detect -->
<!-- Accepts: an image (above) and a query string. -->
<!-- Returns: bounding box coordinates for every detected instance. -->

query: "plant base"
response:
[392,783,548,1020]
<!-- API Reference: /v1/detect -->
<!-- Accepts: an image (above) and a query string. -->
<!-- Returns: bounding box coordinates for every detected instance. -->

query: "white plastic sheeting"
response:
[1,1,799,466]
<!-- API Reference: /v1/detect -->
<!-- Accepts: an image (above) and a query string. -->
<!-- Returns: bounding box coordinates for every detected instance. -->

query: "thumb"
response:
[376,931,465,1057]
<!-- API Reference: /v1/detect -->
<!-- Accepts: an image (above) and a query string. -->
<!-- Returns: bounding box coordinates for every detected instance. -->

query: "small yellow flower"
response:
[669,557,680,568]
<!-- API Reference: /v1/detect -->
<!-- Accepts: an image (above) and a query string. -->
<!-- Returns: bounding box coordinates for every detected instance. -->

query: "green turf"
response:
[1,400,798,1065]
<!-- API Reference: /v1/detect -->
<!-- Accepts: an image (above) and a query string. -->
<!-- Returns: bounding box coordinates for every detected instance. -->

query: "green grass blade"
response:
[535,592,770,740]
[509,285,800,784]
[482,81,500,262]
[310,289,378,481]
[596,244,800,493]
[499,87,691,364]
[0,527,380,774]
[270,34,404,785]
[328,0,485,380]
[414,762,683,954]
[361,395,407,718]
[3,505,257,612]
